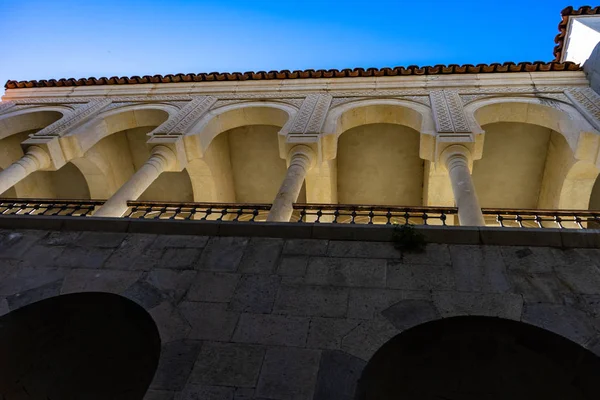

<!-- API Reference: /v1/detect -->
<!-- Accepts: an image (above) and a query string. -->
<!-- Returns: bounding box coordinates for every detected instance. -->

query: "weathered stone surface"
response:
[104,233,162,270]
[522,303,597,345]
[56,246,114,269]
[61,269,141,294]
[305,257,386,288]
[233,313,309,346]
[179,301,239,341]
[0,230,45,259]
[187,272,241,302]
[239,238,283,274]
[6,279,62,310]
[122,279,164,309]
[21,245,65,268]
[229,275,280,313]
[327,241,400,259]
[143,389,176,400]
[77,231,127,248]
[433,291,523,320]
[149,301,191,343]
[450,245,511,292]
[508,271,567,303]
[274,284,348,317]
[341,316,400,361]
[313,350,366,400]
[278,255,308,276]
[282,239,328,256]
[501,246,557,273]
[307,317,362,350]
[0,266,67,296]
[387,262,454,291]
[382,299,439,331]
[147,269,197,303]
[38,231,81,246]
[189,342,264,388]
[256,347,321,400]
[151,340,203,390]
[198,237,248,271]
[233,387,256,399]
[159,248,202,270]
[402,243,451,265]
[347,288,429,320]
[553,253,600,295]
[153,234,209,249]
[179,385,234,400]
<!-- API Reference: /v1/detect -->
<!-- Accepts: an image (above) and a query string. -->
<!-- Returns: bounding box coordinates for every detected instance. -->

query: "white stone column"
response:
[0,146,51,195]
[267,145,315,222]
[94,146,176,218]
[440,145,485,226]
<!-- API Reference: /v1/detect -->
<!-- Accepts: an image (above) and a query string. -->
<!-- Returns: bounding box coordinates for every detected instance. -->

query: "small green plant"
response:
[392,224,427,253]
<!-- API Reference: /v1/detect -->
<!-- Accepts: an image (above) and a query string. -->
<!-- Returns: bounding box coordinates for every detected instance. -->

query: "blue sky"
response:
[0,1,588,95]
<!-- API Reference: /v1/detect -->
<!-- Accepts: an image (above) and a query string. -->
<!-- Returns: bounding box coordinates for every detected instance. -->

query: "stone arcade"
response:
[1,5,600,400]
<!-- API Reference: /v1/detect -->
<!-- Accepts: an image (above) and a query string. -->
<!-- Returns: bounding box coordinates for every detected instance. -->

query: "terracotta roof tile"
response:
[5,7,593,90]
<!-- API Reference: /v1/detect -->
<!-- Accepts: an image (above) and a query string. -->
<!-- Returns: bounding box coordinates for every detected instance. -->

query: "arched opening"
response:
[591,176,600,210]
[0,110,62,141]
[193,106,293,203]
[0,292,160,399]
[472,122,573,209]
[329,103,429,208]
[338,123,423,206]
[0,110,91,199]
[70,108,193,202]
[357,316,600,399]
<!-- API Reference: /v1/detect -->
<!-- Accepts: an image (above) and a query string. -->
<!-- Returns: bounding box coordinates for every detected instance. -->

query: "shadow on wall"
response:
[357,316,600,400]
[0,292,160,400]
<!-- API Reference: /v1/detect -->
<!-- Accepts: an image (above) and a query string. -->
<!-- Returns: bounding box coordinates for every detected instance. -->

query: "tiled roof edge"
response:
[553,5,600,62]
[3,62,583,90]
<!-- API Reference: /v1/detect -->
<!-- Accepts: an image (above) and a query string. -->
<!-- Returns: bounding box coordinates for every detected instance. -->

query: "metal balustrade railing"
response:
[292,203,457,225]
[0,198,103,217]
[0,198,599,229]
[482,208,600,229]
[124,201,273,221]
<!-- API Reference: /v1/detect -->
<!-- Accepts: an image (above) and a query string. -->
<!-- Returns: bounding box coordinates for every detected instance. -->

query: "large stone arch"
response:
[0,292,160,399]
[356,316,600,399]
[185,103,297,202]
[186,101,297,155]
[0,107,93,199]
[65,103,175,154]
[316,292,600,399]
[0,106,67,141]
[465,96,596,152]
[466,97,600,209]
[61,105,185,202]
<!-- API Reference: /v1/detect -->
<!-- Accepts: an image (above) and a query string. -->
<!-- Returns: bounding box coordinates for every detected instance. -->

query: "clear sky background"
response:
[0,0,589,96]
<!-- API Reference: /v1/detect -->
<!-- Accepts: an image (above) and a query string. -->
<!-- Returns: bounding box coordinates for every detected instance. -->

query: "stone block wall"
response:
[1,226,600,399]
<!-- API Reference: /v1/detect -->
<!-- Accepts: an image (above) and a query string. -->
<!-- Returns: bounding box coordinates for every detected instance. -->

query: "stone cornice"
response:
[1,72,589,103]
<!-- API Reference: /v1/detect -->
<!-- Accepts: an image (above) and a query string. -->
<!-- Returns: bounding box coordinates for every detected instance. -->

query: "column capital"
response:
[24,146,52,171]
[146,137,187,171]
[440,144,474,172]
[287,145,316,170]
[279,133,321,166]
[149,145,178,172]
[20,137,63,171]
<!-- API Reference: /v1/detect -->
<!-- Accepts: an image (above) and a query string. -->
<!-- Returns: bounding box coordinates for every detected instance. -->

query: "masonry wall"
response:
[1,222,600,400]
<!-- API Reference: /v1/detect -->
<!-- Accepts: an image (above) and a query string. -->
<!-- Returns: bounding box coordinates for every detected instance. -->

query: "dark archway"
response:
[357,316,600,400]
[0,292,161,400]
